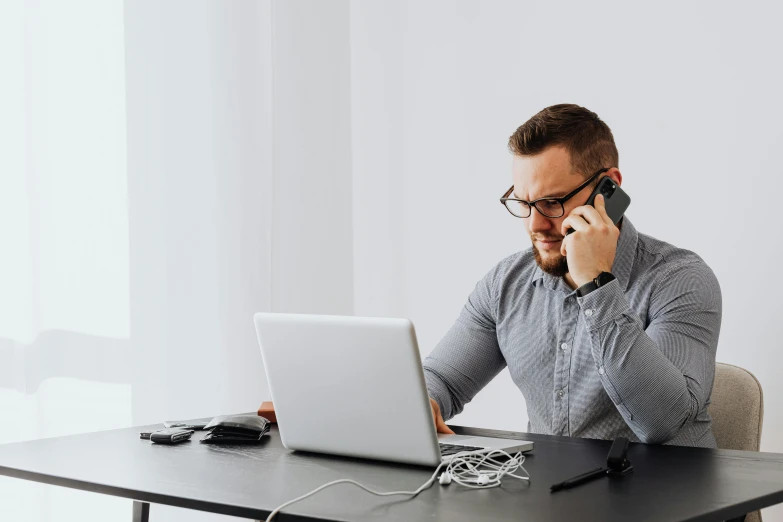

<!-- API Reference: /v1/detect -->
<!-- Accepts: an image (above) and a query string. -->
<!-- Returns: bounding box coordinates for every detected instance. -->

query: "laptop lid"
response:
[254,313,443,466]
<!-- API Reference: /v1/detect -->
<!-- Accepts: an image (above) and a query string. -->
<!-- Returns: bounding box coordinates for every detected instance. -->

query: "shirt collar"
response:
[528,216,638,292]
[531,264,546,284]
[530,259,563,292]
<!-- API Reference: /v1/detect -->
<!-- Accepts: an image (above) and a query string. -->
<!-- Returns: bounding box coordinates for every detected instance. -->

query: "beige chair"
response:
[709,362,765,522]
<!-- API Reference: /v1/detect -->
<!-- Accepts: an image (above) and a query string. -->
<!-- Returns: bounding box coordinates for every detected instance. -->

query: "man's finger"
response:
[593,194,614,226]
[430,398,455,434]
[560,233,571,256]
[561,213,589,237]
[437,417,455,434]
[569,203,604,225]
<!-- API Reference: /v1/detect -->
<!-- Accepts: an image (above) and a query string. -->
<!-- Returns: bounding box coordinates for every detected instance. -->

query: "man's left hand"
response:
[560,194,620,288]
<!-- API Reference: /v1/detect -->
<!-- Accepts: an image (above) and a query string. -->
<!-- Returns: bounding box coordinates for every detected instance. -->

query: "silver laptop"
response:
[254,313,533,467]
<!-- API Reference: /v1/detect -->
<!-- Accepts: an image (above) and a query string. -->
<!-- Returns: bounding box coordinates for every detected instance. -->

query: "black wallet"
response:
[200,414,271,444]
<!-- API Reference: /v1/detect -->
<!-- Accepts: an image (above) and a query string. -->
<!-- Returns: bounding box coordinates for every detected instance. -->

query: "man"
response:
[424,104,721,447]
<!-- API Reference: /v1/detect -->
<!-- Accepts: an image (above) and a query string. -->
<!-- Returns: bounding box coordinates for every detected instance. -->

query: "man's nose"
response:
[528,208,554,234]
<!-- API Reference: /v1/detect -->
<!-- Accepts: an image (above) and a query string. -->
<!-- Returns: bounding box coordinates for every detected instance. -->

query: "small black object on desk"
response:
[606,437,633,476]
[551,437,633,492]
[139,428,195,444]
[200,414,271,444]
[150,428,194,444]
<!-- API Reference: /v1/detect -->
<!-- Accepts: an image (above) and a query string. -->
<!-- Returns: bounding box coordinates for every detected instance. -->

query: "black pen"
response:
[550,466,608,492]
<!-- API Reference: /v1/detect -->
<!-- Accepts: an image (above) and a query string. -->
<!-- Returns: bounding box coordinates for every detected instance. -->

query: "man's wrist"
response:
[576,271,616,297]
[573,273,600,288]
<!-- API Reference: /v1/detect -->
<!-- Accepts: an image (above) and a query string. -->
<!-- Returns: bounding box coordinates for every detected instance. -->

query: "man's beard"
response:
[532,239,569,278]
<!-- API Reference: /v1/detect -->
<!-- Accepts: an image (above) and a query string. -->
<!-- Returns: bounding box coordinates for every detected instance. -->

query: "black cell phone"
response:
[149,428,194,444]
[566,177,631,235]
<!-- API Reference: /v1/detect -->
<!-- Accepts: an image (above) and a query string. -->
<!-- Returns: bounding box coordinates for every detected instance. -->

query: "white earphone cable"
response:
[264,449,530,521]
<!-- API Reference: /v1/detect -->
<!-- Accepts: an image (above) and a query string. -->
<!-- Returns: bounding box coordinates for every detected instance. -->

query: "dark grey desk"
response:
[1,423,782,522]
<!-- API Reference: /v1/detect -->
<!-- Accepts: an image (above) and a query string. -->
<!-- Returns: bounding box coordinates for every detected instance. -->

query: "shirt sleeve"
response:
[577,261,722,444]
[422,264,508,421]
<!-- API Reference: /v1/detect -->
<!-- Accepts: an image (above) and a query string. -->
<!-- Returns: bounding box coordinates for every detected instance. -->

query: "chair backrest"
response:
[709,363,764,522]
[709,362,764,452]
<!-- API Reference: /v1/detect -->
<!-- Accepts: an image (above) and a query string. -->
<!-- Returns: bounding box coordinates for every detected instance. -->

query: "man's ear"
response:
[607,168,623,187]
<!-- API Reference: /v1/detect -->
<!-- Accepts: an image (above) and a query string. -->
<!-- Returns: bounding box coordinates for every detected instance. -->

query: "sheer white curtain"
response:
[0,1,133,520]
[1,0,353,519]
[0,0,351,520]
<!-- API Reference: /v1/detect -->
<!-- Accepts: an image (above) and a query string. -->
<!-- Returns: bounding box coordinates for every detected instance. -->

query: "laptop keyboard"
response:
[439,442,485,457]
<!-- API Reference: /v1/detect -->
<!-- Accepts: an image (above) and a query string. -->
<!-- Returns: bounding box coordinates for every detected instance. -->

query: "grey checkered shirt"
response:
[423,218,721,447]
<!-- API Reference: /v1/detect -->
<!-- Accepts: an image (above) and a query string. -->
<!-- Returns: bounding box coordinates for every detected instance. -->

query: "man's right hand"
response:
[429,397,455,434]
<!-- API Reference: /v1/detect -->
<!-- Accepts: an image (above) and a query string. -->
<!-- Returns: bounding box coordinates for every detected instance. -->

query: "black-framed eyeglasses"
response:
[499,167,612,219]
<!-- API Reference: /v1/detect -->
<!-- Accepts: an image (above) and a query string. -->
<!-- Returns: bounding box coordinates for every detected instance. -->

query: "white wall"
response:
[272,0,353,315]
[350,1,406,317]
[351,1,783,518]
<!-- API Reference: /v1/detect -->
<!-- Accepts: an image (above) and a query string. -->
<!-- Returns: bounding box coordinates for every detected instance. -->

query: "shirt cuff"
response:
[575,278,630,331]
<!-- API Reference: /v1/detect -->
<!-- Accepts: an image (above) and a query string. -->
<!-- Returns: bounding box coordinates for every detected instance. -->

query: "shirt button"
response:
[560,342,569,351]
[557,389,565,398]
[598,366,606,375]
[584,309,594,317]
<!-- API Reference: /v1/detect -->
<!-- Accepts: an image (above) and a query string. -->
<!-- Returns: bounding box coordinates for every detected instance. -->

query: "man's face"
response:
[511,146,594,277]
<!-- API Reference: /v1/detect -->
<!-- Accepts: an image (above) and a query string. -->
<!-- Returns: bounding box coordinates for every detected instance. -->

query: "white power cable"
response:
[264,449,530,521]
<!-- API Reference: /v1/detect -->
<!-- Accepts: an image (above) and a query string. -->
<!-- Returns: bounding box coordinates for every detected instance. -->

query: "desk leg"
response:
[132,501,150,522]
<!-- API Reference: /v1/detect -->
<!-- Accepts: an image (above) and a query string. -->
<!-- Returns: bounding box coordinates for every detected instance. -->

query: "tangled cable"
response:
[265,449,530,521]
[439,449,530,488]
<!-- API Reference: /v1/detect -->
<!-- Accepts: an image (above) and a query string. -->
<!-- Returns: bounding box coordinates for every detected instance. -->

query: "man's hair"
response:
[508,104,618,177]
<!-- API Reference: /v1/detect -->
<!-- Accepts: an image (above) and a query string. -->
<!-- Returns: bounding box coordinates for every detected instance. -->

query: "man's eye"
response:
[539,200,561,210]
